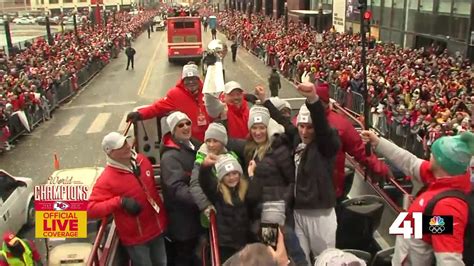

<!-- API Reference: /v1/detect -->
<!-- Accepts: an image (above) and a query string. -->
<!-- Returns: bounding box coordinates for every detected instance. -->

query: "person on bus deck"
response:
[190,122,241,216]
[87,132,168,266]
[0,232,42,266]
[125,44,136,70]
[160,111,203,266]
[126,63,211,142]
[198,154,252,262]
[204,81,249,139]
[361,130,474,266]
[314,83,390,203]
[220,103,307,266]
[257,83,341,264]
[268,97,292,120]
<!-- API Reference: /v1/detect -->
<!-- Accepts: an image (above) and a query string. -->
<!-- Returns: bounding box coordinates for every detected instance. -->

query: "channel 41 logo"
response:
[389,212,454,239]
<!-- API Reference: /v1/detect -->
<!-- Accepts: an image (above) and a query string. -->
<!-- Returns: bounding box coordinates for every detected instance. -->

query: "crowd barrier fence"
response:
[5,43,120,144]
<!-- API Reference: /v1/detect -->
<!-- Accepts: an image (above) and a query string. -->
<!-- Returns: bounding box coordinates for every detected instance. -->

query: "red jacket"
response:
[137,79,211,141]
[227,100,249,139]
[409,161,470,253]
[87,154,168,246]
[327,111,389,197]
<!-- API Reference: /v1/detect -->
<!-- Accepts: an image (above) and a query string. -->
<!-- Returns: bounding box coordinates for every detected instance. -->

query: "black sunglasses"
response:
[177,121,191,128]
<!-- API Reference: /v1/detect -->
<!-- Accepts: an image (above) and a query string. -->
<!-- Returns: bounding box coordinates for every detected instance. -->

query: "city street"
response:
[0,27,299,262]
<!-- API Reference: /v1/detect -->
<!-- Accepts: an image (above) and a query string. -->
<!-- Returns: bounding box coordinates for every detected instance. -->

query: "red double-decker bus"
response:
[167,16,203,63]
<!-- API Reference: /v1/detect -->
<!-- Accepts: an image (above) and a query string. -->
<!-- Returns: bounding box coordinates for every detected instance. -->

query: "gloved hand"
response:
[126,112,141,123]
[200,205,216,228]
[121,197,142,216]
[203,205,216,219]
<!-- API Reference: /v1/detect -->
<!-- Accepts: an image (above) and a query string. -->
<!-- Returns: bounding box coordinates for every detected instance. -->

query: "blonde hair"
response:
[244,138,271,163]
[218,176,248,206]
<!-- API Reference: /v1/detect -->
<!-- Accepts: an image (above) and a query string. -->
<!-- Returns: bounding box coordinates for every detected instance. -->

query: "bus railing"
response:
[331,101,413,211]
[209,209,221,266]
[86,217,107,266]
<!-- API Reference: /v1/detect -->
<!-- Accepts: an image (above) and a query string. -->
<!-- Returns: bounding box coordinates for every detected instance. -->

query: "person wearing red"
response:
[126,63,211,141]
[316,83,390,200]
[88,132,168,265]
[361,130,473,265]
[0,232,42,266]
[204,81,249,139]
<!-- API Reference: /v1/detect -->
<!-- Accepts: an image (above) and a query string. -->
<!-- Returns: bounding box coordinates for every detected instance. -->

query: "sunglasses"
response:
[177,121,191,128]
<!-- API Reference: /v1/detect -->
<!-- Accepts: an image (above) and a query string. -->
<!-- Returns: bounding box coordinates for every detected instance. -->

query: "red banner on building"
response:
[90,0,103,5]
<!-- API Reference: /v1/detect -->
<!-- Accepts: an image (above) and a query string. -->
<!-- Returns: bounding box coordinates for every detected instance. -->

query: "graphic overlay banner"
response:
[389,212,454,239]
[35,184,89,238]
[422,215,454,235]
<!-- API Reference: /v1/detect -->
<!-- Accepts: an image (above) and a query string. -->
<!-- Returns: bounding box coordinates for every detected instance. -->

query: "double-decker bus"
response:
[167,16,203,63]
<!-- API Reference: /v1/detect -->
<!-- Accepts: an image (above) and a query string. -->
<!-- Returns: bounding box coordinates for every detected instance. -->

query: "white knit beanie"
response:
[296,104,312,124]
[268,97,291,111]
[182,64,200,79]
[166,111,191,134]
[248,106,271,129]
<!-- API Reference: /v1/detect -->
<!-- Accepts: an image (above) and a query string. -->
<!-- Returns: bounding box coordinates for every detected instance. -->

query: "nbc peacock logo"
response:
[428,216,445,234]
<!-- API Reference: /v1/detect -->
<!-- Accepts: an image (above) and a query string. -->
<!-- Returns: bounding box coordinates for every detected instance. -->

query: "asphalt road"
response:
[0,27,300,263]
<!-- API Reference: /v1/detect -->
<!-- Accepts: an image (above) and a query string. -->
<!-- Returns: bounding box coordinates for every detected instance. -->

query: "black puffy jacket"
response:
[199,166,251,250]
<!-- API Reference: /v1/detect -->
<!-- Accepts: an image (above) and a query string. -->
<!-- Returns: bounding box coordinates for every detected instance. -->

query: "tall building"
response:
[27,0,140,15]
[1,0,32,13]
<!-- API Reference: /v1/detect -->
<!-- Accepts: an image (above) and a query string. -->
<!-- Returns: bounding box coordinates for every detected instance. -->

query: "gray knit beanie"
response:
[215,154,243,182]
[205,122,228,145]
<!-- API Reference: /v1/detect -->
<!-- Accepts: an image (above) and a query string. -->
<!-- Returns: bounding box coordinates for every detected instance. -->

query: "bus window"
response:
[174,21,195,29]
[172,36,185,43]
[185,35,198,42]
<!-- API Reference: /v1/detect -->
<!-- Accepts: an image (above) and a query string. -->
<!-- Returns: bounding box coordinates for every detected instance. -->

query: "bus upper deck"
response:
[85,97,415,266]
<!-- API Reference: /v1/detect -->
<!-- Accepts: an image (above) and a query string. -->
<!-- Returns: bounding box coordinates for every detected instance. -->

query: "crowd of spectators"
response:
[0,9,157,152]
[218,11,473,158]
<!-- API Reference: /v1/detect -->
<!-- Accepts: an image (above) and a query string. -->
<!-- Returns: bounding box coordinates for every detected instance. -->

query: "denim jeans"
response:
[126,235,167,266]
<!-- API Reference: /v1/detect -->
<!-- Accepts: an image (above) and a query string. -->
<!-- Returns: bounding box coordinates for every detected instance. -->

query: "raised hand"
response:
[296,82,318,102]
[254,85,267,103]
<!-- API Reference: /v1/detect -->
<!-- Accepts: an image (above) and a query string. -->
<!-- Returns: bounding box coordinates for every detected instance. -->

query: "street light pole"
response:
[359,0,371,157]
[45,15,53,45]
[318,3,323,33]
[248,2,251,24]
[73,11,79,44]
[284,2,288,33]
[4,20,13,56]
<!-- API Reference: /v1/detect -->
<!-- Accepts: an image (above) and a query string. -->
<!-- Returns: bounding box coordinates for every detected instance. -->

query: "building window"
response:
[381,0,392,27]
[371,0,382,25]
[63,0,72,3]
[49,0,58,3]
[79,0,87,2]
[438,0,452,14]
[419,0,433,12]
[453,0,470,16]
[408,0,418,10]
[392,0,405,30]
